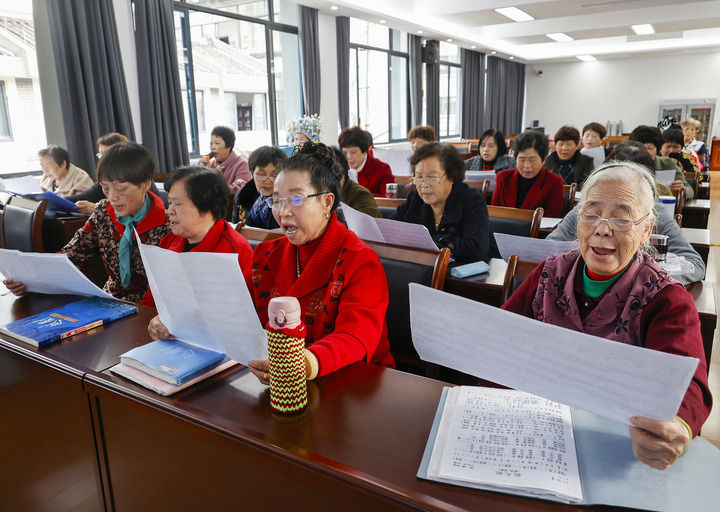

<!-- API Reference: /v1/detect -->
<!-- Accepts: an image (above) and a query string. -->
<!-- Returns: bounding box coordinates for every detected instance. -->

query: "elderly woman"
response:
[338,126,394,197]
[465,129,515,172]
[142,167,252,308]
[544,125,595,188]
[629,125,693,199]
[203,125,251,193]
[492,130,564,217]
[407,125,436,151]
[232,146,286,227]
[681,117,709,170]
[331,146,380,218]
[246,142,394,382]
[4,142,169,302]
[581,122,607,150]
[503,161,712,470]
[661,128,700,175]
[38,145,93,197]
[392,143,490,262]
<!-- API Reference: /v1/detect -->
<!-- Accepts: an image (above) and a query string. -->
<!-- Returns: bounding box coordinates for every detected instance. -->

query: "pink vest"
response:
[531,250,678,346]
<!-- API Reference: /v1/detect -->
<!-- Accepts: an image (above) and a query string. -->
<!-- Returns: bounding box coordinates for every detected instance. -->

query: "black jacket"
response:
[544,151,595,189]
[232,180,279,229]
[391,182,490,263]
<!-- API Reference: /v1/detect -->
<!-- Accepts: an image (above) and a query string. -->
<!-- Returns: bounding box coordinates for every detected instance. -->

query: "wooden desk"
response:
[699,182,710,200]
[375,197,404,208]
[0,293,155,512]
[682,199,711,229]
[682,227,710,267]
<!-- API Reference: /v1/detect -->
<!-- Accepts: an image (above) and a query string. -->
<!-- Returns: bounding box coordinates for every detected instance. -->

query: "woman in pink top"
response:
[204,125,251,193]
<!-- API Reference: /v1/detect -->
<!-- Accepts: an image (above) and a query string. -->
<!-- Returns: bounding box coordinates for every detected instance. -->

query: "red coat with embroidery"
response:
[491,166,564,217]
[251,215,394,377]
[141,219,253,307]
[358,152,395,197]
[63,192,169,303]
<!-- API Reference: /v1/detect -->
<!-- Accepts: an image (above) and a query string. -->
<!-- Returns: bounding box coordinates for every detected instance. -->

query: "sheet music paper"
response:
[372,148,413,175]
[0,175,43,195]
[137,240,267,363]
[409,283,698,424]
[341,202,439,251]
[580,146,605,169]
[494,233,578,262]
[427,387,582,503]
[539,217,562,230]
[0,249,113,298]
[0,272,9,296]
[655,170,676,188]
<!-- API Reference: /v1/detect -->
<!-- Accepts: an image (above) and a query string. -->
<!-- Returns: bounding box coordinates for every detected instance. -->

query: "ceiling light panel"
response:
[546,32,573,42]
[631,24,655,35]
[494,7,535,23]
[576,55,597,62]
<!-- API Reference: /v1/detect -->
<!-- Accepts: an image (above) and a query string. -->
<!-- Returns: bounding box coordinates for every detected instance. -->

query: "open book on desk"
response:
[419,386,720,510]
[341,202,439,251]
[22,191,78,213]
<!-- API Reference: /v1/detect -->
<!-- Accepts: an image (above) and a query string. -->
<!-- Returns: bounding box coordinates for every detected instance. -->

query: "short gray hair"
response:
[579,160,657,224]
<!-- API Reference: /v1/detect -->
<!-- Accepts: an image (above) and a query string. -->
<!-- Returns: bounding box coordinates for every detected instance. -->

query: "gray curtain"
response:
[46,0,135,177]
[486,56,526,135]
[336,16,350,129]
[461,48,485,139]
[133,0,188,175]
[299,6,321,116]
[408,35,423,127]
[425,40,440,134]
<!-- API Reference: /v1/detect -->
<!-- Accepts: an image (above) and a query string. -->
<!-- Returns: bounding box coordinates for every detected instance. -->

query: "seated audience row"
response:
[465,129,516,173]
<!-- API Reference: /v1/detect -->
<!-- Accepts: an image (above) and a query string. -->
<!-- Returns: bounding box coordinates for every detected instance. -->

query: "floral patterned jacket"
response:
[62,192,169,303]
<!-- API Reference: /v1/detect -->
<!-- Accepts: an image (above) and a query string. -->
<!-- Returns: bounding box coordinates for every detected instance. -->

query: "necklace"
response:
[296,248,301,278]
[434,212,443,229]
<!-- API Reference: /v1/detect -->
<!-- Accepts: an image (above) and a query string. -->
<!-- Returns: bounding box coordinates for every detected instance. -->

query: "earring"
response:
[325,212,331,219]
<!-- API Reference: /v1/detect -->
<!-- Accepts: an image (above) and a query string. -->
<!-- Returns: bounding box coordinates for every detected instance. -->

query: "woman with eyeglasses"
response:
[502,161,712,471]
[391,143,490,263]
[231,146,286,227]
[4,142,169,302]
[245,142,394,383]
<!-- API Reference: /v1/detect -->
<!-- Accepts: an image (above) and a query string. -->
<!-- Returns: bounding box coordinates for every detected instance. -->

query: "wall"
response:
[523,50,720,140]
[317,11,339,146]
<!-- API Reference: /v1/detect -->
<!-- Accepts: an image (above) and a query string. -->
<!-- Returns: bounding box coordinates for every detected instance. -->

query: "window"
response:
[0,82,11,140]
[174,0,301,155]
[438,42,461,138]
[349,20,409,143]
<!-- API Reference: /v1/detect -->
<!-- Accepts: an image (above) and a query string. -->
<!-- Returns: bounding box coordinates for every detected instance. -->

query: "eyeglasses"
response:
[578,212,650,232]
[413,174,445,187]
[269,191,329,210]
[254,174,277,182]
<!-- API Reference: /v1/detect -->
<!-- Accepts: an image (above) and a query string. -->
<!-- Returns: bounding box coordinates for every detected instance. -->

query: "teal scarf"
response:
[117,194,152,288]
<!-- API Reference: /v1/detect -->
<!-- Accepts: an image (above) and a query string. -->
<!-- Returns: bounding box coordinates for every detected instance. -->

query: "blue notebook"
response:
[0,297,137,347]
[120,339,227,385]
[23,191,78,213]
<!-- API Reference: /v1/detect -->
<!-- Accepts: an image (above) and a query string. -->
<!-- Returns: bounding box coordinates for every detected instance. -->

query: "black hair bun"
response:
[299,142,336,171]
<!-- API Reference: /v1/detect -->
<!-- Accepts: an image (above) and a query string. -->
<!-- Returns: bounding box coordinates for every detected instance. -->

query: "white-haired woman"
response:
[503,161,712,470]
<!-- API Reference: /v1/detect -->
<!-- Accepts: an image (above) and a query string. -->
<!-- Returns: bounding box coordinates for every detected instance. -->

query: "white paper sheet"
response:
[540,217,562,230]
[0,175,43,195]
[341,202,439,251]
[655,170,676,188]
[372,148,413,175]
[137,241,267,364]
[0,249,112,298]
[409,283,698,425]
[0,272,9,296]
[580,146,606,169]
[494,233,578,262]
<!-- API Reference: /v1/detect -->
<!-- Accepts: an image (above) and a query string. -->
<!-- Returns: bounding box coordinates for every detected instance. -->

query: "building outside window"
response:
[349,18,409,144]
[174,0,301,156]
[439,41,461,139]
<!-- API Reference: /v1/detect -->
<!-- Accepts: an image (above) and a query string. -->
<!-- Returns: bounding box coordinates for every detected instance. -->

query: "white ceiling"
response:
[301,0,720,62]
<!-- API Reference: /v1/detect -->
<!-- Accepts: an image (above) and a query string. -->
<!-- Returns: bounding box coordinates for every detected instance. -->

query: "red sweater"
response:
[250,215,394,377]
[502,262,712,436]
[358,152,395,197]
[141,220,253,307]
[491,167,564,217]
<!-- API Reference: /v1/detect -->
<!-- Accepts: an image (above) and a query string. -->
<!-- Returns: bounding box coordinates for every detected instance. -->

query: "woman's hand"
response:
[629,416,690,470]
[3,279,27,296]
[248,359,271,385]
[75,200,96,215]
[670,180,684,194]
[147,315,174,341]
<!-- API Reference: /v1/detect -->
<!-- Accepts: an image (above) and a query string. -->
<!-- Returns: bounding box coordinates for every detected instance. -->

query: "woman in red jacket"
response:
[491,130,564,218]
[247,142,394,382]
[338,126,395,197]
[142,167,253,307]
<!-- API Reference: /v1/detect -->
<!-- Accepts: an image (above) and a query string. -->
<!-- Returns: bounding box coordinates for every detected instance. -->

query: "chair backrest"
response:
[393,175,412,183]
[671,185,685,215]
[1,196,47,252]
[236,225,283,248]
[683,170,700,199]
[501,254,542,304]
[375,197,404,208]
[379,206,396,219]
[487,205,543,238]
[365,240,450,372]
[562,183,577,217]
[674,213,682,227]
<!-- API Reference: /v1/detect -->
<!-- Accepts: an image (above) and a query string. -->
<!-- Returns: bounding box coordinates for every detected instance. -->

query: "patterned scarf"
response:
[249,194,271,226]
[117,194,152,288]
[531,250,676,346]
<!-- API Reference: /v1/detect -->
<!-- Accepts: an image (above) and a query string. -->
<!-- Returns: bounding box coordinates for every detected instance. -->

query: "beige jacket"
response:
[41,163,94,197]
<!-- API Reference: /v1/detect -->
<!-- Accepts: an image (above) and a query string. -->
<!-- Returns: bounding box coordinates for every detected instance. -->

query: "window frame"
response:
[173,0,299,156]
[438,52,462,140]
[0,81,12,141]
[349,25,410,144]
